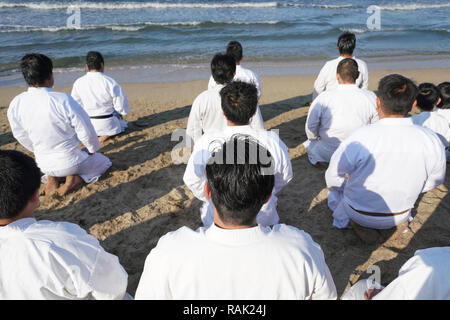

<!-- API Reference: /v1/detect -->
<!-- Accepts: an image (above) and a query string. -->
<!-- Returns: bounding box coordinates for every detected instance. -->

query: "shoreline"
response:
[1,54,450,88]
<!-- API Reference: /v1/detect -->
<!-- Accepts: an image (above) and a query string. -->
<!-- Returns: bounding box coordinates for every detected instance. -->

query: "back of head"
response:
[86,51,104,71]
[205,136,274,226]
[0,150,41,220]
[20,53,53,86]
[437,82,450,109]
[211,53,236,85]
[337,58,359,83]
[220,81,258,125]
[416,83,440,111]
[377,74,418,116]
[226,41,243,64]
[337,32,356,55]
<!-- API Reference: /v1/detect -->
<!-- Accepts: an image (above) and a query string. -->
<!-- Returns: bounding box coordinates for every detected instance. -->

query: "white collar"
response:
[205,223,267,245]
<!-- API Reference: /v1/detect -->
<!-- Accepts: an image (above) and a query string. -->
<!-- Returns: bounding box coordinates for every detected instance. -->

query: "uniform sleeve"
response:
[135,240,172,299]
[305,99,322,140]
[272,135,293,195]
[325,142,352,189]
[249,105,265,130]
[186,96,204,144]
[312,64,329,100]
[70,82,83,107]
[111,81,130,116]
[359,61,369,90]
[183,142,211,201]
[253,72,262,100]
[65,95,100,153]
[310,254,338,300]
[422,135,446,192]
[7,103,34,152]
[207,76,216,91]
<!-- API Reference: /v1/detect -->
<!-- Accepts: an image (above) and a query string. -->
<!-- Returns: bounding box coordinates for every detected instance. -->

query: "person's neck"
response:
[0,210,34,227]
[213,208,257,230]
[89,69,102,73]
[340,54,353,58]
[338,81,356,85]
[379,114,405,120]
[226,120,248,127]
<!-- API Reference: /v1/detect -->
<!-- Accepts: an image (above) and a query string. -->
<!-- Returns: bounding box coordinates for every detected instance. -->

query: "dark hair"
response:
[337,32,356,55]
[226,41,243,63]
[205,136,274,226]
[211,53,236,85]
[0,150,41,219]
[220,81,258,125]
[20,53,53,86]
[437,82,450,109]
[86,51,104,71]
[337,58,359,83]
[377,74,418,116]
[416,83,440,111]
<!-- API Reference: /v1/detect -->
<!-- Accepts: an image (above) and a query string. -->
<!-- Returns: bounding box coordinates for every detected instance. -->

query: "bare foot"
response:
[58,175,83,196]
[98,136,110,143]
[45,176,60,196]
[349,220,384,244]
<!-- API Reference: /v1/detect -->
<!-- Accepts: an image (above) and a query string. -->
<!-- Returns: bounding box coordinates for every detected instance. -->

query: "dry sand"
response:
[1,67,449,298]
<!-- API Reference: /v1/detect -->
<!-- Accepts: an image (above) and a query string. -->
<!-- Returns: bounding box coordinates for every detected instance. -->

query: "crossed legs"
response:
[45,175,83,196]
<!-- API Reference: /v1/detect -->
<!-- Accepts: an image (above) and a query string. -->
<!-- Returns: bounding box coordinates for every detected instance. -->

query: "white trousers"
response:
[91,113,127,136]
[42,152,111,183]
[303,139,337,165]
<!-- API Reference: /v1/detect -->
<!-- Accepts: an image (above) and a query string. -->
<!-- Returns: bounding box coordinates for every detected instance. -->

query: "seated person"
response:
[0,150,128,300]
[135,136,337,300]
[71,51,130,143]
[183,81,292,227]
[208,40,263,100]
[312,31,369,100]
[325,74,446,241]
[411,82,450,148]
[304,58,378,167]
[343,247,450,300]
[8,53,111,196]
[186,54,264,144]
[435,81,450,124]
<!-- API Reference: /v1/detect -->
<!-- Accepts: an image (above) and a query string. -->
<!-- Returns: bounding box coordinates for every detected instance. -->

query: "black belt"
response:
[90,114,113,119]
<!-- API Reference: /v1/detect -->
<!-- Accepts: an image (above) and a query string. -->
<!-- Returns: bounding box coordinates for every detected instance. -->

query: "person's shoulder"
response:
[267,224,323,254]
[153,226,204,251]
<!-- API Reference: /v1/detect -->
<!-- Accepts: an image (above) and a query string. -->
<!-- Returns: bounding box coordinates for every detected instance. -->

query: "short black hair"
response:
[20,53,53,86]
[220,81,258,125]
[86,51,104,71]
[226,41,243,63]
[416,83,440,111]
[337,58,359,83]
[377,74,418,116]
[211,53,236,85]
[437,82,450,110]
[205,136,274,226]
[0,150,41,219]
[337,32,356,55]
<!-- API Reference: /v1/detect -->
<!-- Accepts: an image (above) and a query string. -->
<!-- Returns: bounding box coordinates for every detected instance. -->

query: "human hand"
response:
[364,288,383,300]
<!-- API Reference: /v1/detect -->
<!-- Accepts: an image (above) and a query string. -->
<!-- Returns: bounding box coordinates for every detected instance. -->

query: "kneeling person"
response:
[72,51,130,143]
[8,53,111,196]
[184,81,292,227]
[325,74,446,237]
[136,136,336,299]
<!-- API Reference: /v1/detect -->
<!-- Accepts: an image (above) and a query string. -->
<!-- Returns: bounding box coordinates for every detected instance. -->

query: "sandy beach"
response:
[1,67,449,298]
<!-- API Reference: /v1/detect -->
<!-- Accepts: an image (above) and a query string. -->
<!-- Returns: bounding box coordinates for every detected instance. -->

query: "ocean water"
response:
[0,0,449,86]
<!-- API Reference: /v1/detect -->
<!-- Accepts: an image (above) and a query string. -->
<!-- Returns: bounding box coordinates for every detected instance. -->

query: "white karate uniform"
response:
[304,84,378,165]
[135,223,337,300]
[208,64,263,100]
[411,111,450,147]
[435,108,450,125]
[7,87,111,183]
[312,56,369,100]
[186,85,265,143]
[71,72,130,136]
[0,218,128,300]
[183,125,293,227]
[325,118,446,229]
[343,247,450,300]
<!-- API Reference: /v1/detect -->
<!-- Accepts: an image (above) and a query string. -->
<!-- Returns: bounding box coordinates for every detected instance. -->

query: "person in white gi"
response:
[304,58,378,166]
[186,53,264,144]
[313,31,369,100]
[0,150,128,300]
[343,247,450,300]
[208,40,262,100]
[8,54,111,196]
[184,81,292,227]
[411,82,450,149]
[71,51,130,142]
[326,74,446,235]
[435,82,450,124]
[135,136,336,300]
